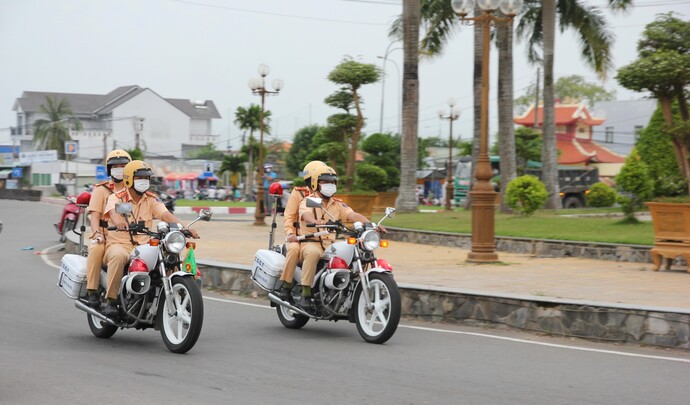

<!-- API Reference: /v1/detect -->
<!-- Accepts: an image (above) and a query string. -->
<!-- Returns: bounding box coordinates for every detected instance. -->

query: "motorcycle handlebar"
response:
[296,231,329,241]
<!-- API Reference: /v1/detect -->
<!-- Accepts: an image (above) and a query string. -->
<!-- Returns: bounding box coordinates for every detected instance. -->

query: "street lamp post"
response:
[438,98,461,211]
[248,64,283,226]
[379,41,401,134]
[451,0,523,262]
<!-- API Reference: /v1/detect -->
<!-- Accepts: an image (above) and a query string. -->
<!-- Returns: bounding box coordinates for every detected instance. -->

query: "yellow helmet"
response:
[301,160,326,182]
[310,165,338,191]
[123,160,154,189]
[105,149,131,175]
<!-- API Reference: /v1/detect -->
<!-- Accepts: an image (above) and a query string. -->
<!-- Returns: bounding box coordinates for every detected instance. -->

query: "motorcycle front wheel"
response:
[87,313,118,338]
[353,273,401,344]
[157,277,204,354]
[59,218,74,243]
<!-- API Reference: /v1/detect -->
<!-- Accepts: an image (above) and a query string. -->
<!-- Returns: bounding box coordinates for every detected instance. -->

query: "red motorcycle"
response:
[55,192,90,243]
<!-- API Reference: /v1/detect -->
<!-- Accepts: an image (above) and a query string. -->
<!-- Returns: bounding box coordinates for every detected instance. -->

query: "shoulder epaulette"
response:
[115,188,129,200]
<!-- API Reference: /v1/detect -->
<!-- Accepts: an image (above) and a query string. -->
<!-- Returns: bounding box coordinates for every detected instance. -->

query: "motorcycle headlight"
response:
[163,231,186,253]
[361,230,380,251]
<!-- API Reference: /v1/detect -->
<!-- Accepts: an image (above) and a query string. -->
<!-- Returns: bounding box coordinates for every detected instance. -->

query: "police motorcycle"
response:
[252,184,401,344]
[57,202,211,354]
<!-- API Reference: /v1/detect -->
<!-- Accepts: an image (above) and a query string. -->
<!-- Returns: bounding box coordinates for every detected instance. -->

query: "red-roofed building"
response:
[514,103,626,178]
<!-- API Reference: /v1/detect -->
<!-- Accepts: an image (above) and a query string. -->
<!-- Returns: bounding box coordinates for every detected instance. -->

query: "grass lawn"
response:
[175,199,255,207]
[375,208,654,246]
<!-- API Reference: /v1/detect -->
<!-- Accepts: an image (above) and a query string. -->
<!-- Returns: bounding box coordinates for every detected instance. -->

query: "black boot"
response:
[299,296,315,314]
[87,292,100,308]
[103,301,119,317]
[274,285,293,303]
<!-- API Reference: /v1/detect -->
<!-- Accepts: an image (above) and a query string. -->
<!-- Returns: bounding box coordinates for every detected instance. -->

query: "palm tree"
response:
[32,96,81,160]
[399,0,421,212]
[234,104,271,198]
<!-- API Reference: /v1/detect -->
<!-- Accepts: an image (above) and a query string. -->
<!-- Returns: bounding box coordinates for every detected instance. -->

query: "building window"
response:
[32,173,51,186]
[605,127,614,143]
[634,125,643,141]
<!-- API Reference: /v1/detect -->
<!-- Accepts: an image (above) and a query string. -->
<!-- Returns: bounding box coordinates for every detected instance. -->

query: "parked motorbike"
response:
[252,189,401,344]
[55,193,90,243]
[57,204,212,353]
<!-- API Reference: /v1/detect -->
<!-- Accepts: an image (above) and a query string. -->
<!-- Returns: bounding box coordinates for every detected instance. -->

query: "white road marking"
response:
[203,295,690,364]
[41,244,63,269]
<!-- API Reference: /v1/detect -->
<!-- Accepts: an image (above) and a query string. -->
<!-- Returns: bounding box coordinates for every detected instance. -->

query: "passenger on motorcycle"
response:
[273,160,326,302]
[297,166,385,312]
[101,160,200,317]
[85,149,131,307]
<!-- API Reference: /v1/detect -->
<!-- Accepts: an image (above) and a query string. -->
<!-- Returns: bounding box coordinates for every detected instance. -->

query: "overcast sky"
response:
[1,0,688,152]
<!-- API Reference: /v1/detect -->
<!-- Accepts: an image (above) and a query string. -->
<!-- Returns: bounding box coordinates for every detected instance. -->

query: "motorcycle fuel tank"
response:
[131,244,159,270]
[324,241,354,266]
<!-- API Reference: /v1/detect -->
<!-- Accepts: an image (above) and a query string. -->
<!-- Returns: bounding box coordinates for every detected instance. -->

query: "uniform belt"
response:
[99,220,108,228]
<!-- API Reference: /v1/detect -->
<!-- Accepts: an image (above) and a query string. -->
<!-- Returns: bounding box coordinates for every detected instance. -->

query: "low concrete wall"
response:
[197,260,690,349]
[0,189,42,201]
[387,227,653,264]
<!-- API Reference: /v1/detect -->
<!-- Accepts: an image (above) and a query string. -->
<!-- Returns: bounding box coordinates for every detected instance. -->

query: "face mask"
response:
[320,183,337,198]
[111,167,124,181]
[134,179,150,193]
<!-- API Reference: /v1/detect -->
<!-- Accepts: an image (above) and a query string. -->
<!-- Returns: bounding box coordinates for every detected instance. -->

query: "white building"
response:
[11,85,222,161]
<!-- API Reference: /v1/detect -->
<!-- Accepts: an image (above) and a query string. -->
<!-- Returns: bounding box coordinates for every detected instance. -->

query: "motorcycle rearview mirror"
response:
[199,209,212,221]
[385,207,396,218]
[305,197,323,208]
[115,202,133,215]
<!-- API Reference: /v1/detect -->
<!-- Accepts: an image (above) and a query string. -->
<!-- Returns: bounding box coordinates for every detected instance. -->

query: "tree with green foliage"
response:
[126,147,144,161]
[187,143,225,160]
[515,75,616,108]
[586,182,617,207]
[506,175,548,216]
[617,13,690,196]
[361,133,401,191]
[286,125,322,178]
[220,153,246,188]
[615,149,654,223]
[636,103,687,197]
[355,164,388,192]
[32,96,82,160]
[234,104,271,198]
[327,57,381,192]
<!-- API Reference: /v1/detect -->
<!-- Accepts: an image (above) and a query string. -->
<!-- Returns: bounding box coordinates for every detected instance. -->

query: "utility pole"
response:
[535,68,541,129]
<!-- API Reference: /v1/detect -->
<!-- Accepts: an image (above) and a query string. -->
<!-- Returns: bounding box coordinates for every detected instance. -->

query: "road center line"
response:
[204,295,690,364]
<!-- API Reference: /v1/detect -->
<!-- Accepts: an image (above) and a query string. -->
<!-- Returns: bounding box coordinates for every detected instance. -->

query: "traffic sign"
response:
[11,167,23,178]
[96,165,108,181]
[65,141,78,155]
[204,162,214,173]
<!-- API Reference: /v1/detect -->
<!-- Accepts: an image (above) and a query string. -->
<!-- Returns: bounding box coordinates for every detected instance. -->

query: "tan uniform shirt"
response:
[298,196,354,243]
[104,188,168,246]
[87,180,116,238]
[284,187,310,236]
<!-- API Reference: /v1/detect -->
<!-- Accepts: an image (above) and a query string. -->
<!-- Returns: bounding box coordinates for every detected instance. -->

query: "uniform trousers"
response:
[280,242,300,283]
[103,243,132,300]
[86,241,106,291]
[299,241,326,288]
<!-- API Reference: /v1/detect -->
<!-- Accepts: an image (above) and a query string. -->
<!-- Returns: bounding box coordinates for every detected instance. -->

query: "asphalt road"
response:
[2,199,690,405]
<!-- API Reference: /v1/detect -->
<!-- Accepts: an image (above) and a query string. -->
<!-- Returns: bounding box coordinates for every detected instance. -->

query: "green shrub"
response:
[586,182,617,207]
[506,175,548,216]
[354,164,388,191]
[615,149,653,222]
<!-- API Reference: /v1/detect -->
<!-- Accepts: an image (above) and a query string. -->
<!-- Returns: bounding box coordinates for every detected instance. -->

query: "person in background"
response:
[263,164,278,215]
[273,160,326,302]
[85,150,132,307]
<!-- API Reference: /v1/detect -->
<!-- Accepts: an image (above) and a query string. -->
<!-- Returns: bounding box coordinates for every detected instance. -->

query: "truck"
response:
[453,156,599,208]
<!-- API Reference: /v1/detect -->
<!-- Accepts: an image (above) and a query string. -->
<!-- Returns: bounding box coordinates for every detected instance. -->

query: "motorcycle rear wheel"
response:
[59,218,74,243]
[87,313,118,338]
[157,276,204,354]
[276,305,309,329]
[353,273,401,344]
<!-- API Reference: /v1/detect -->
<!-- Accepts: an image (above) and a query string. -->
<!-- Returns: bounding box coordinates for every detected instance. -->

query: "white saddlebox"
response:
[57,254,88,299]
[252,249,285,291]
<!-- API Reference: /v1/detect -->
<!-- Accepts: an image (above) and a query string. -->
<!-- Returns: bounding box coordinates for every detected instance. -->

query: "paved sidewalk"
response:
[187,214,690,311]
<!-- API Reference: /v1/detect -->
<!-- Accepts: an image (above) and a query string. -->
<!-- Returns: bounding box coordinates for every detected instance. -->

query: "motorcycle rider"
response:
[85,149,131,307]
[297,166,384,312]
[102,160,199,317]
[273,160,326,302]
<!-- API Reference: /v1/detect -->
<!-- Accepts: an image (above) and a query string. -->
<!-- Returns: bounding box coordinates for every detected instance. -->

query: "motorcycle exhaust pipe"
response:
[267,293,313,318]
[123,273,151,295]
[74,300,118,326]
